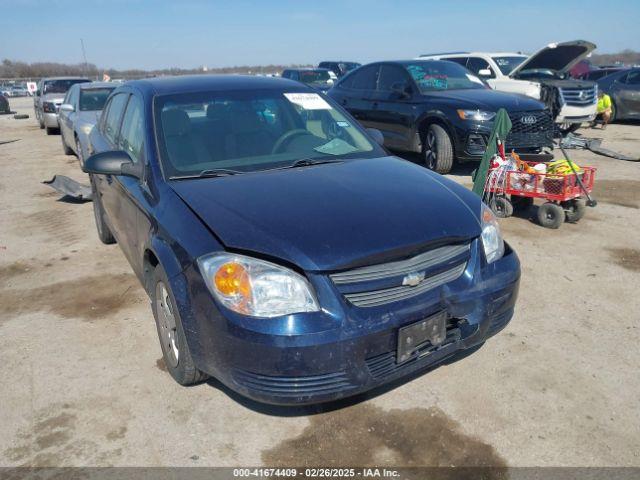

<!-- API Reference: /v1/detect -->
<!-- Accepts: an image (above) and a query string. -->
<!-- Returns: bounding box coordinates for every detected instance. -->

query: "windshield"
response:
[155,89,379,179]
[44,79,90,94]
[404,61,486,92]
[79,88,114,111]
[492,56,527,75]
[300,71,331,84]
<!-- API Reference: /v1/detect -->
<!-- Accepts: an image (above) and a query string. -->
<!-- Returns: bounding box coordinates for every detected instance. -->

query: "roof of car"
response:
[284,68,331,72]
[419,52,527,58]
[126,74,308,96]
[42,76,90,81]
[78,81,116,90]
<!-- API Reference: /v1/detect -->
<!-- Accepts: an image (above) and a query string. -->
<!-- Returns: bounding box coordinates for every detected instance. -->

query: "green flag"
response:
[472,108,512,196]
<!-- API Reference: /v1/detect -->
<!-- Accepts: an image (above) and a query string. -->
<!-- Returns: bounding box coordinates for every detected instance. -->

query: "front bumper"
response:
[176,240,520,405]
[43,112,59,128]
[555,104,597,124]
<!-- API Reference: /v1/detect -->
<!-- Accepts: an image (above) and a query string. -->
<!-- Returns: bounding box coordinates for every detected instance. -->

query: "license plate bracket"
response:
[397,311,447,364]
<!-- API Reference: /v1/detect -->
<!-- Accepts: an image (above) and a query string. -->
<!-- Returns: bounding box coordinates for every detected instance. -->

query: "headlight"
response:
[457,109,496,121]
[197,253,319,317]
[481,204,505,264]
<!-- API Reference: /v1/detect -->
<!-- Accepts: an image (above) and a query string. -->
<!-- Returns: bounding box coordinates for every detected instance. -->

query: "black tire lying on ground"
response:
[13,114,29,120]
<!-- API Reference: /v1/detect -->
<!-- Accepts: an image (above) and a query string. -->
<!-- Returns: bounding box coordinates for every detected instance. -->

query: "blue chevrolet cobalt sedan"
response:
[84,75,519,405]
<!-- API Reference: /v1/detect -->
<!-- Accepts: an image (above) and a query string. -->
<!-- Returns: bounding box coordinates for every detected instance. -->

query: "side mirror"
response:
[478,68,492,77]
[366,128,385,146]
[60,103,74,112]
[82,150,141,178]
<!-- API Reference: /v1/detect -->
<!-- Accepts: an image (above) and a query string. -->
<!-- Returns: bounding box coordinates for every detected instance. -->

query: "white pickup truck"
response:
[418,40,598,133]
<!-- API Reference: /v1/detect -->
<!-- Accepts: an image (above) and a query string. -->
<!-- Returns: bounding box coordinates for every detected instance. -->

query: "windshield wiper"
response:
[169,168,243,180]
[280,157,345,170]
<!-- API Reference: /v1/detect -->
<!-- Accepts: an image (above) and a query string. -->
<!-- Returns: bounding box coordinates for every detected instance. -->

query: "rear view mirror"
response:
[366,128,385,146]
[478,68,492,77]
[82,150,141,178]
[60,103,74,112]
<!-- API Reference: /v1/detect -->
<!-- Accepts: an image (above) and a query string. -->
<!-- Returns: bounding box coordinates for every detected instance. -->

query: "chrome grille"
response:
[330,243,469,284]
[506,110,554,149]
[330,243,470,308]
[560,86,597,107]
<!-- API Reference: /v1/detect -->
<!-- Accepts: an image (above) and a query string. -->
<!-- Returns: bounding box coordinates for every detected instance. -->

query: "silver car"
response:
[59,82,116,165]
[33,77,90,134]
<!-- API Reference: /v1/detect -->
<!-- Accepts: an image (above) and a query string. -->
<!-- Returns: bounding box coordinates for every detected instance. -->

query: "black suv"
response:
[318,61,361,77]
[328,60,554,173]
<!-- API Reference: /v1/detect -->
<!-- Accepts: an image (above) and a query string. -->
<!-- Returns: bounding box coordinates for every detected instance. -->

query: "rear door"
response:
[104,93,148,274]
[368,64,417,150]
[93,92,129,235]
[334,64,379,125]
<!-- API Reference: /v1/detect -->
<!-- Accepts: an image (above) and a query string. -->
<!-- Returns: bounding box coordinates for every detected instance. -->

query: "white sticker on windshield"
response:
[466,74,484,85]
[284,93,331,110]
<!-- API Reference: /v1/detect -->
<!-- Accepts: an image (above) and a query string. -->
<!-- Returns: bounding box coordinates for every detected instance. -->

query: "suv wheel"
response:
[37,111,44,129]
[423,124,454,174]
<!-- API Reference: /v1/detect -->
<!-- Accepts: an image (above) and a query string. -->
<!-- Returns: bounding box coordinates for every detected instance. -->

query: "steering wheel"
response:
[271,129,313,154]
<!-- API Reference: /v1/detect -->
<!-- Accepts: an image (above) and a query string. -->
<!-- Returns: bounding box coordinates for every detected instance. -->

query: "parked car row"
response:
[33,77,92,134]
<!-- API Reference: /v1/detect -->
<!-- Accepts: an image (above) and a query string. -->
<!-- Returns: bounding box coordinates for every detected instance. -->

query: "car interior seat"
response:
[161,109,210,169]
[224,102,275,158]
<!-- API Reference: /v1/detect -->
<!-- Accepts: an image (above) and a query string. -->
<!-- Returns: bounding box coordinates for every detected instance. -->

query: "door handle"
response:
[341,99,348,106]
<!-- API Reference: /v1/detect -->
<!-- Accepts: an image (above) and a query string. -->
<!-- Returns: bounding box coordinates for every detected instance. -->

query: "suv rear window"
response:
[43,79,90,94]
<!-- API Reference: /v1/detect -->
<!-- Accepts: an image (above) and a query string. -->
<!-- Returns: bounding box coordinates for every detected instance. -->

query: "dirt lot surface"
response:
[1,96,639,468]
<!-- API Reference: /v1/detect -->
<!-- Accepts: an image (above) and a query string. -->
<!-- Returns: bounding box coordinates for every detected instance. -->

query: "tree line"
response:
[0,59,311,80]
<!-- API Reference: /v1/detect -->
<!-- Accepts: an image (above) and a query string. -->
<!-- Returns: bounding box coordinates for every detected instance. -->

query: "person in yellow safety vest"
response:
[592,91,613,129]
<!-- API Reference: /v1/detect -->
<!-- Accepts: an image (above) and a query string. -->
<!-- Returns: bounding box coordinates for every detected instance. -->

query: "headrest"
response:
[229,103,261,133]
[162,109,190,136]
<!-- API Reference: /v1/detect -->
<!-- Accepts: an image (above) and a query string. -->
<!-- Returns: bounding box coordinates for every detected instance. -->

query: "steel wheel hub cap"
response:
[156,282,179,368]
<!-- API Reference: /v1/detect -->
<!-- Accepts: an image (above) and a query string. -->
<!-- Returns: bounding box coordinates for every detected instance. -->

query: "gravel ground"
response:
[1,96,639,468]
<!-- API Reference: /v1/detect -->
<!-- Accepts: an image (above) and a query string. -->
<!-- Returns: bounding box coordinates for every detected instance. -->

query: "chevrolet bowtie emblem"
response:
[402,272,425,287]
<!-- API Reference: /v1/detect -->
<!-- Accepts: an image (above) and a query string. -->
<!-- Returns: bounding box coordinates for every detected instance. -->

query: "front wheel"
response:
[423,124,454,174]
[151,265,208,386]
[537,202,564,229]
[61,133,73,155]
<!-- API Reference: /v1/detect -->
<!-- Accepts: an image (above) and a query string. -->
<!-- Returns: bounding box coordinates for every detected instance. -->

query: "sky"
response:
[1,0,639,70]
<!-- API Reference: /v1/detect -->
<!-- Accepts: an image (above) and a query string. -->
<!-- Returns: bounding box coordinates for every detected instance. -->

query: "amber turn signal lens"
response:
[214,262,251,297]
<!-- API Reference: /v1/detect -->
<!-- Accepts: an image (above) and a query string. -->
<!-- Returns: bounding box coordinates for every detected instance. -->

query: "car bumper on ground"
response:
[43,112,59,128]
[174,239,520,405]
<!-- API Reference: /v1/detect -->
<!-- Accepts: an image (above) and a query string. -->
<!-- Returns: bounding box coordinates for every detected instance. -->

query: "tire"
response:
[151,264,208,386]
[46,126,58,135]
[491,196,513,218]
[13,114,29,120]
[61,134,73,155]
[89,174,116,244]
[563,197,586,223]
[423,124,454,174]
[511,195,534,212]
[38,112,44,129]
[537,202,564,229]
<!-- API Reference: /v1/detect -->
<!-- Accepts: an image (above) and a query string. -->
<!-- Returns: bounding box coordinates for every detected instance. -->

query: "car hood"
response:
[169,156,482,272]
[510,40,597,76]
[425,88,544,111]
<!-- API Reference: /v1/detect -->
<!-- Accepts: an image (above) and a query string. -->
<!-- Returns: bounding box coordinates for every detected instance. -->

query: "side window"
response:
[290,71,300,81]
[282,71,290,79]
[625,71,640,85]
[444,57,469,67]
[351,65,379,90]
[377,65,410,91]
[118,95,145,163]
[467,57,495,78]
[69,86,79,107]
[103,93,129,145]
